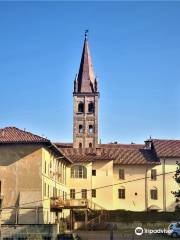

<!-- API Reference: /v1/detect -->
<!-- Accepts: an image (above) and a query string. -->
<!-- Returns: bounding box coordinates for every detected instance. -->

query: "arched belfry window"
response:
[88,102,94,113]
[89,143,92,148]
[89,125,93,134]
[71,165,87,178]
[79,143,82,148]
[78,102,84,113]
[79,125,83,133]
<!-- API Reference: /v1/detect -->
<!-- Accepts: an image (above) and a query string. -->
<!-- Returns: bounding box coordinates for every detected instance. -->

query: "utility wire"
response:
[2,170,176,209]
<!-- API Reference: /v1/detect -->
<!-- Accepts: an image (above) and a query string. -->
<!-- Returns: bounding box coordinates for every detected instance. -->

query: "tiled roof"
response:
[100,143,144,149]
[58,146,159,165]
[55,143,73,148]
[111,148,159,165]
[152,139,180,158]
[55,143,144,149]
[0,127,50,144]
[60,148,114,162]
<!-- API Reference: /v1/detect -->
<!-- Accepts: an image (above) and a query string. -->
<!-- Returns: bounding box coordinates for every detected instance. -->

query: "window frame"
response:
[92,189,96,198]
[92,170,96,176]
[79,124,83,133]
[70,189,75,199]
[88,102,94,113]
[118,188,125,199]
[71,165,87,179]
[151,169,157,181]
[78,102,84,113]
[150,188,158,200]
[81,189,87,199]
[88,125,94,134]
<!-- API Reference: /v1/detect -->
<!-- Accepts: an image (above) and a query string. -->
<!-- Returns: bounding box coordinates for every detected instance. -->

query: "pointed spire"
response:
[77,32,96,93]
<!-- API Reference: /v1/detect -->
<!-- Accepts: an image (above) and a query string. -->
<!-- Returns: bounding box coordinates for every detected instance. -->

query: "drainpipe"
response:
[145,167,148,211]
[163,159,166,212]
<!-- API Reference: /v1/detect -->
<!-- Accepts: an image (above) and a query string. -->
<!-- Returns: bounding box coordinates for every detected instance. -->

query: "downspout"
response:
[163,158,166,212]
[145,166,148,211]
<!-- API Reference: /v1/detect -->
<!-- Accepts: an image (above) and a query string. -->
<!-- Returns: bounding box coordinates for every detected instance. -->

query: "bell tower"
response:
[73,33,99,148]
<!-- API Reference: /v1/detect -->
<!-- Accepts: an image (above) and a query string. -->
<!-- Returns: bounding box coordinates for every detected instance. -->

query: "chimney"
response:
[96,147,102,156]
[144,139,152,150]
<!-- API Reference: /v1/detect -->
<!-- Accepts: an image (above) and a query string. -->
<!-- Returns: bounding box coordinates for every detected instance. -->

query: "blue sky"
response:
[0,1,180,143]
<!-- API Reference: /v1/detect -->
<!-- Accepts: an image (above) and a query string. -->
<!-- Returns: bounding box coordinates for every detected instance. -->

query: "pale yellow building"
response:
[0,34,179,227]
[56,140,179,213]
[0,127,71,224]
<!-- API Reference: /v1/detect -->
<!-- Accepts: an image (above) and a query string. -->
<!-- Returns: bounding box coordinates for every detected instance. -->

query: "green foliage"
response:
[172,161,180,198]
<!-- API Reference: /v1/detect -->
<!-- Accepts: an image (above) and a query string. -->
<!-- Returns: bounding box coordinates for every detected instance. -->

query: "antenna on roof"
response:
[23,128,26,131]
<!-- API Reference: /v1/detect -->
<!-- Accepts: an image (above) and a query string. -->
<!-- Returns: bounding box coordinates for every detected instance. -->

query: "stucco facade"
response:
[0,135,69,224]
[65,158,179,212]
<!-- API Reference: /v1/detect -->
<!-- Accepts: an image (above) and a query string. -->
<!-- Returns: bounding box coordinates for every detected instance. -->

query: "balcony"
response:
[50,198,88,210]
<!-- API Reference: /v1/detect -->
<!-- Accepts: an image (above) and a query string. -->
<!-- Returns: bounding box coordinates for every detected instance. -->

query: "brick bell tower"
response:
[73,33,99,148]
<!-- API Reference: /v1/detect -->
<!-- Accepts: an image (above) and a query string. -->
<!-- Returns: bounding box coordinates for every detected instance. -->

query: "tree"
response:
[172,161,180,211]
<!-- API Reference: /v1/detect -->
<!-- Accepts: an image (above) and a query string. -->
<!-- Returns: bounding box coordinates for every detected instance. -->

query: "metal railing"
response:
[50,197,105,211]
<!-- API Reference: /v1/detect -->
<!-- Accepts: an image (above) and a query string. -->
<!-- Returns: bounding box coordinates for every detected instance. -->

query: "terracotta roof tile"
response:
[100,143,144,149]
[152,139,180,158]
[60,148,113,162]
[55,143,73,148]
[0,127,50,144]
[57,146,159,165]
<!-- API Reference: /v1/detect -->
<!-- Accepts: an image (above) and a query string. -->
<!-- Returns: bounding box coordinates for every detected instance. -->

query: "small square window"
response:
[150,189,158,200]
[118,189,125,199]
[151,169,157,180]
[92,189,96,198]
[92,170,96,176]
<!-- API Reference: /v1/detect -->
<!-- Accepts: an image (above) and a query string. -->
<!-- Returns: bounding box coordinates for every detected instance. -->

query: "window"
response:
[71,165,87,178]
[89,143,92,148]
[92,189,96,198]
[79,125,83,133]
[118,188,125,199]
[151,169,157,180]
[78,102,84,113]
[81,189,87,199]
[119,169,125,180]
[88,102,94,113]
[92,170,96,176]
[70,189,75,199]
[150,188,158,200]
[89,125,93,134]
[79,143,82,148]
